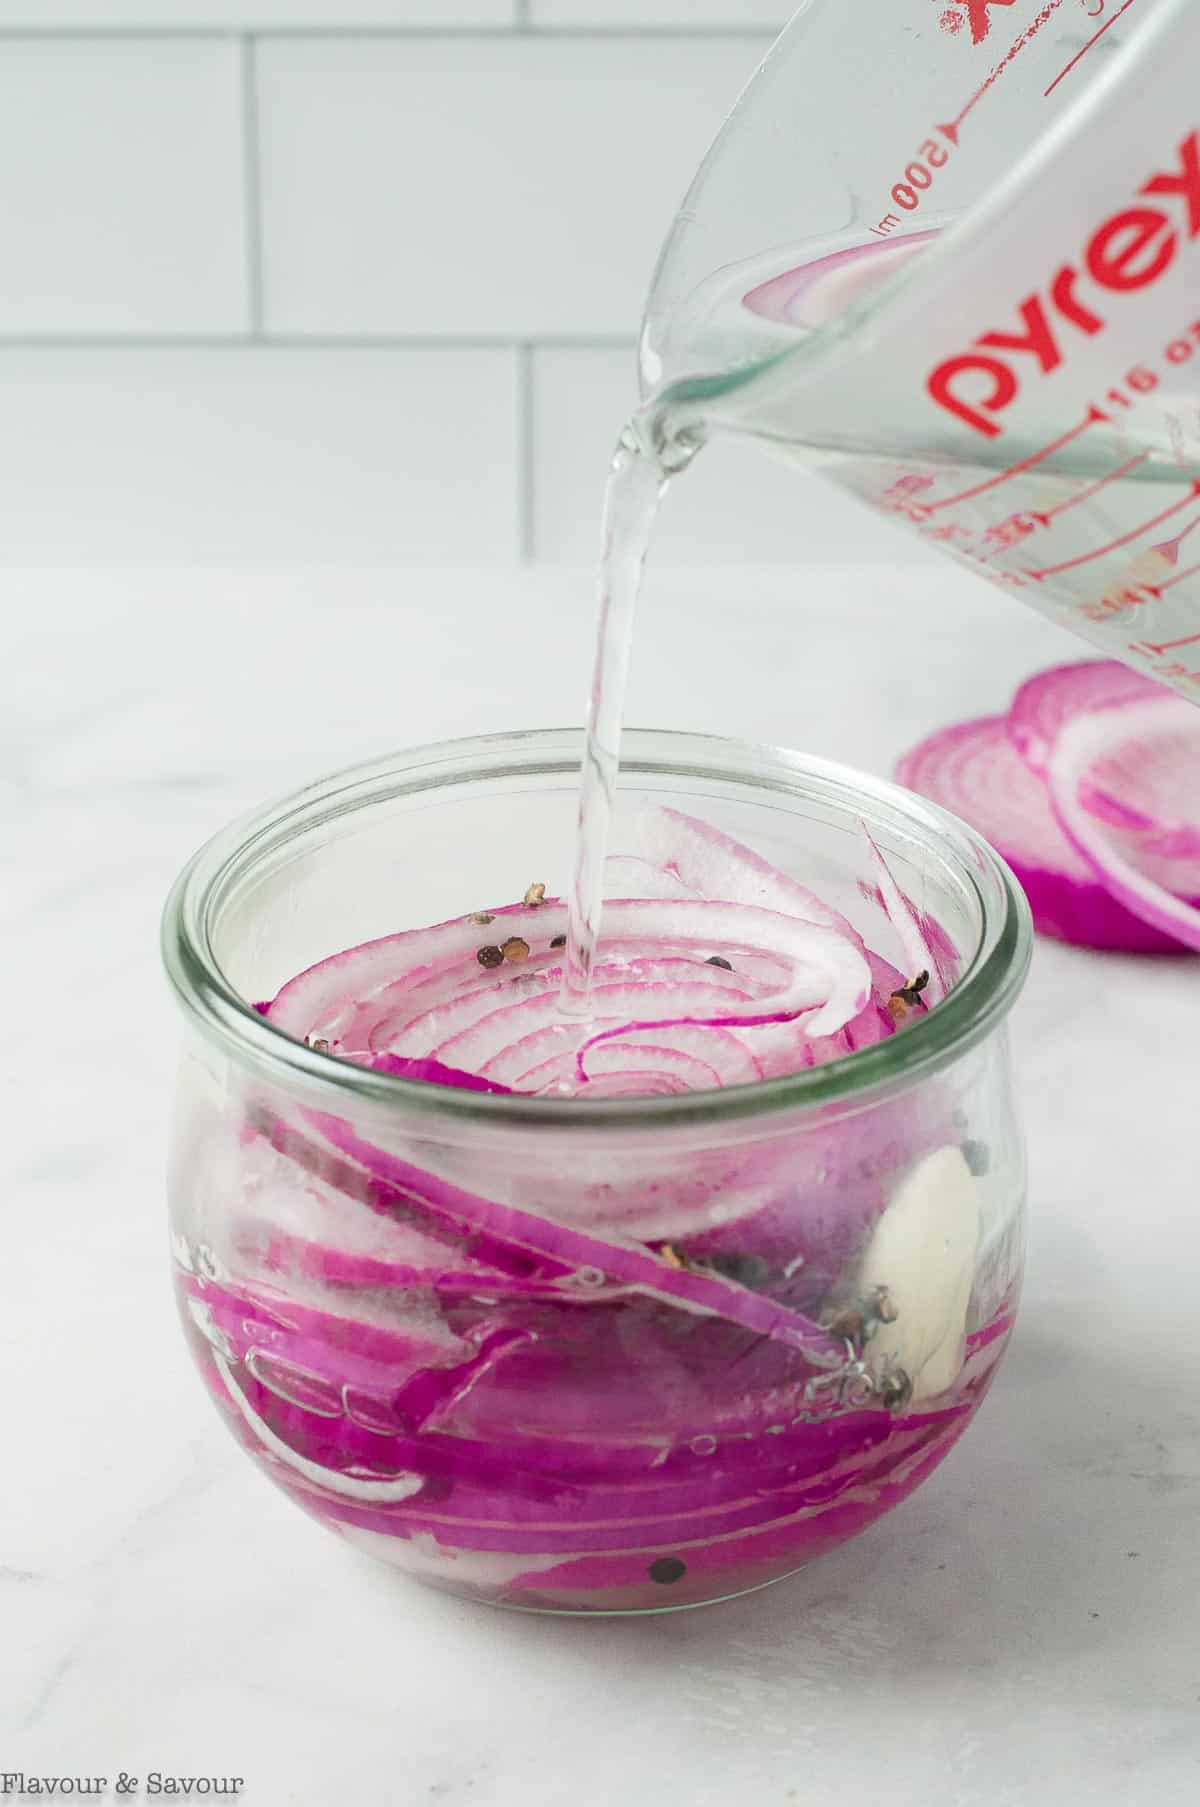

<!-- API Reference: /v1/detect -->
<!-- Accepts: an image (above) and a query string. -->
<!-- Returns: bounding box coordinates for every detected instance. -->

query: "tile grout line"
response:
[0,25,779,41]
[239,34,265,339]
[0,334,636,351]
[516,341,537,564]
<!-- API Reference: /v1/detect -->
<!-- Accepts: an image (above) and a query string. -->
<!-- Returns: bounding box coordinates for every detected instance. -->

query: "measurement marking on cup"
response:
[1145,557,1200,599]
[1029,448,1151,526]
[873,2,1071,233]
[1045,0,1144,98]
[1135,626,1200,656]
[870,137,953,234]
[919,407,1107,514]
[1129,614,1200,690]
[1152,515,1200,563]
[1022,480,1200,580]
[1077,517,1200,622]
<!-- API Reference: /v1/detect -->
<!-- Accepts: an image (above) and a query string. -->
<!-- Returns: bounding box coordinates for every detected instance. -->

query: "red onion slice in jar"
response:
[299,1110,854,1369]
[635,805,864,943]
[572,903,872,1081]
[352,1052,514,1093]
[169,795,1025,1613]
[602,854,702,899]
[859,822,944,1003]
[245,808,958,1378]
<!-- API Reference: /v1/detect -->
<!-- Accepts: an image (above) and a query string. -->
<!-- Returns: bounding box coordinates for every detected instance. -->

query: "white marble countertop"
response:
[6,563,1200,1806]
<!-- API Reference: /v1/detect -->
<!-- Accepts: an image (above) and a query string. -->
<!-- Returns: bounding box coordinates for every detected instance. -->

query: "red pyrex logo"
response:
[927,130,1200,437]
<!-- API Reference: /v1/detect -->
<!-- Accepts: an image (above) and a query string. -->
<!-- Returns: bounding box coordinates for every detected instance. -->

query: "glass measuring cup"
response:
[640,0,1200,700]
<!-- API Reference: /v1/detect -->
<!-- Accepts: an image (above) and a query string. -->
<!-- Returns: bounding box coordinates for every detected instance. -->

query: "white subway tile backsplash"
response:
[0,24,889,567]
[0,41,247,334]
[4,2,514,23]
[0,349,517,564]
[257,36,768,338]
[532,2,790,27]
[532,346,950,567]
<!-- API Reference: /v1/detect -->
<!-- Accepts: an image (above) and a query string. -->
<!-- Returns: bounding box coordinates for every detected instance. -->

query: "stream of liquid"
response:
[561,418,701,1017]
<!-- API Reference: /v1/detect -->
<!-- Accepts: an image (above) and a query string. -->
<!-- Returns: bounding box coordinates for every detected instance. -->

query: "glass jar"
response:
[162,728,1032,1615]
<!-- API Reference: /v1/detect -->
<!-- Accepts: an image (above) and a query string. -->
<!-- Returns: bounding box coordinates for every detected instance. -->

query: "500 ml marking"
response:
[870,0,1072,234]
[870,132,953,237]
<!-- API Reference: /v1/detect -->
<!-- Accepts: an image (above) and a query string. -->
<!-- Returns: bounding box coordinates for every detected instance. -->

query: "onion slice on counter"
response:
[1006,659,1159,776]
[1047,693,1200,954]
[897,662,1200,956]
[896,714,1187,953]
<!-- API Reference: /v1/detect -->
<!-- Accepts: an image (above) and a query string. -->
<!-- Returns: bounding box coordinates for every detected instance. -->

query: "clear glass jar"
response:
[162,728,1032,1615]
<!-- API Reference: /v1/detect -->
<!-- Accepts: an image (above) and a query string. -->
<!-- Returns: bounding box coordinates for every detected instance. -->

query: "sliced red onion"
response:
[897,714,1192,954]
[635,806,864,944]
[238,1091,864,1367]
[1047,694,1200,953]
[571,904,870,1082]
[516,1034,741,1097]
[248,815,957,1347]
[267,899,554,1042]
[181,1258,1011,1597]
[183,1254,1007,1514]
[1007,660,1160,777]
[1039,689,1200,898]
[212,1353,427,1504]
[297,1109,854,1372]
[353,1052,514,1094]
[603,853,702,900]
[269,910,872,1101]
[431,967,750,1072]
[860,823,943,1003]
[180,801,1011,1608]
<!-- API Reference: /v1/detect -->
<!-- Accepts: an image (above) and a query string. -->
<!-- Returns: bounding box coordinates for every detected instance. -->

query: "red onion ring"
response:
[898,663,1200,955]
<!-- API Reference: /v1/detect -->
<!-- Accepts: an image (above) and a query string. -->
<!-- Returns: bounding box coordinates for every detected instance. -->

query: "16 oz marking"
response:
[1100,318,1200,412]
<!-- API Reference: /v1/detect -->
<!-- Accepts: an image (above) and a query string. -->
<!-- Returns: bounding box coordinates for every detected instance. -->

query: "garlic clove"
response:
[858,1145,981,1403]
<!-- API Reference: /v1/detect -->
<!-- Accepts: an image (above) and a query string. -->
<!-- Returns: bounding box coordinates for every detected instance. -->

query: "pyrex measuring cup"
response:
[640,0,1200,700]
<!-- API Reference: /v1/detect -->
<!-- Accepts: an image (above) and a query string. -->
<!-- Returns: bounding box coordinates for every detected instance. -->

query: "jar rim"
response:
[161,726,1032,1133]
